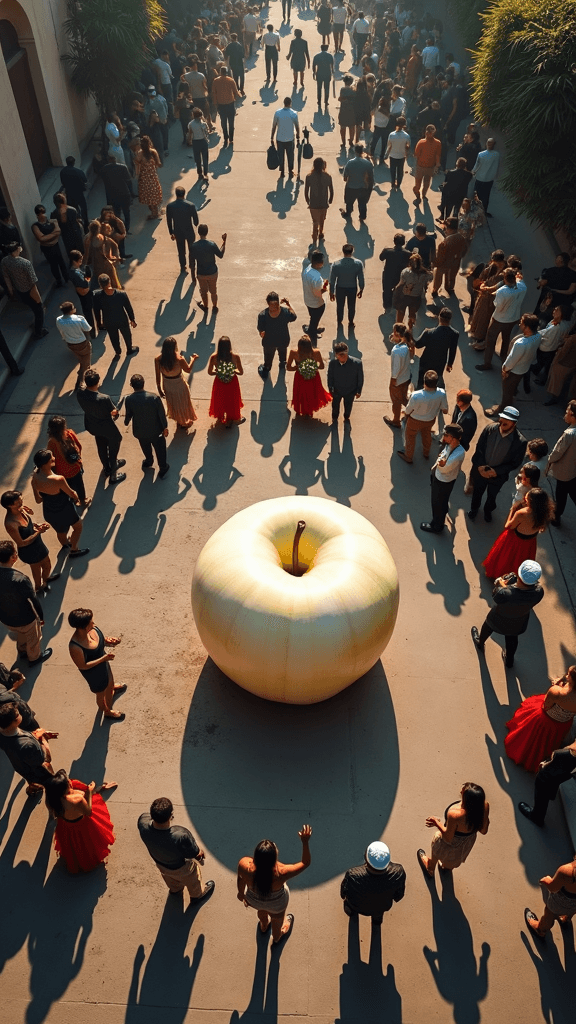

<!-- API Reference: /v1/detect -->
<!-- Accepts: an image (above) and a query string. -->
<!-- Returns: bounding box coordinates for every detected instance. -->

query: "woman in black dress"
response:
[30,450,88,557]
[51,194,84,254]
[1,489,59,593]
[316,1,332,45]
[68,608,125,720]
[287,29,310,89]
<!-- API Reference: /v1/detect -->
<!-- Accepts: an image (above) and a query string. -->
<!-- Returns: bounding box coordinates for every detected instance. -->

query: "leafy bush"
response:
[446,0,488,49]
[470,0,576,241]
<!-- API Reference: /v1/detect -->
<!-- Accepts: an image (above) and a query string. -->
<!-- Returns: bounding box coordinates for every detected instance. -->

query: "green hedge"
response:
[470,0,576,241]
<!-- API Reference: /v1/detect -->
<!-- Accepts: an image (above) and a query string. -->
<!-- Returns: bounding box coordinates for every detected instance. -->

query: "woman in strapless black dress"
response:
[1,489,60,593]
[30,450,89,558]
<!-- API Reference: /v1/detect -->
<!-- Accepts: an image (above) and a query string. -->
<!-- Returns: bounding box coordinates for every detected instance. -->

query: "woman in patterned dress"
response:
[135,135,162,220]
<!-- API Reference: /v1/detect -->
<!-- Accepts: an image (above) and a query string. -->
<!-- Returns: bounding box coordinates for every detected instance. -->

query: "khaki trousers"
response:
[198,272,218,307]
[389,380,410,423]
[432,264,459,292]
[9,619,42,661]
[404,414,435,460]
[155,857,203,896]
[68,339,92,387]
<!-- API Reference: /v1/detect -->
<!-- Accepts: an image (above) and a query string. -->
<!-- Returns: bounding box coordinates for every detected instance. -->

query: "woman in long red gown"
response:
[45,770,117,873]
[505,666,576,773]
[483,487,554,580]
[287,336,332,417]
[208,336,246,428]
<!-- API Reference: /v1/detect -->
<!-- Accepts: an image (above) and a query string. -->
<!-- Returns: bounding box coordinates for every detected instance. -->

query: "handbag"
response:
[61,438,80,464]
[267,144,279,170]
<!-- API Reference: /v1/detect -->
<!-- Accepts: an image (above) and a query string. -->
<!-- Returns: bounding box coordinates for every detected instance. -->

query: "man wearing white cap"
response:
[471,559,544,667]
[468,407,526,522]
[340,841,406,926]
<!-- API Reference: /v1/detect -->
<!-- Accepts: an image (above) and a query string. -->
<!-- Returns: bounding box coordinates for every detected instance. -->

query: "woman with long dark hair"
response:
[304,157,334,245]
[52,193,84,253]
[155,337,198,431]
[46,414,88,506]
[1,489,57,593]
[505,666,576,773]
[287,335,332,417]
[83,220,121,290]
[31,450,87,556]
[418,783,489,877]
[482,486,555,579]
[237,825,312,944]
[45,769,117,873]
[393,253,433,329]
[208,335,245,427]
[135,135,162,220]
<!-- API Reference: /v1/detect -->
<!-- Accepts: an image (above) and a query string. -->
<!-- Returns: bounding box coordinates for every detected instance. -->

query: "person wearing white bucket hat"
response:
[340,841,406,926]
[471,559,544,668]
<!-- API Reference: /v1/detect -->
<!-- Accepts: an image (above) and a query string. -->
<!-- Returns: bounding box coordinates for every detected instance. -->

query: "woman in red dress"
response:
[505,666,576,773]
[45,770,117,873]
[46,414,89,507]
[287,336,332,417]
[483,487,554,579]
[208,335,245,428]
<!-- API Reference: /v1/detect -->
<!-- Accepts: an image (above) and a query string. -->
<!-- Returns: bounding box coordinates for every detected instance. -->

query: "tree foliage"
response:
[470,0,576,241]
[446,0,488,49]
[62,0,166,117]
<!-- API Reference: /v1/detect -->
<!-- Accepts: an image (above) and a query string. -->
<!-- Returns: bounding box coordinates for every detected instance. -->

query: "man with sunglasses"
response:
[421,422,465,533]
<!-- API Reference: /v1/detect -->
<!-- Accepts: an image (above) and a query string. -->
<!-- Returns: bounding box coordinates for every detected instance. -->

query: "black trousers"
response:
[332,392,355,419]
[475,179,494,214]
[41,245,68,285]
[430,474,456,531]
[175,235,195,272]
[262,342,287,371]
[555,476,576,517]
[218,103,236,141]
[68,193,88,227]
[336,286,357,324]
[478,620,518,662]
[282,0,292,18]
[192,139,209,176]
[107,323,133,354]
[68,469,86,503]
[265,47,279,79]
[530,775,559,826]
[16,290,44,335]
[389,157,405,187]
[78,291,97,336]
[0,328,19,373]
[317,78,330,105]
[305,303,325,343]
[139,435,167,469]
[470,466,505,514]
[95,434,122,475]
[231,64,245,92]
[111,197,131,233]
[277,140,295,173]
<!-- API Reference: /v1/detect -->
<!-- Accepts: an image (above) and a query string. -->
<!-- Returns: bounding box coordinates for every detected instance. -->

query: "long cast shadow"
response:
[181,658,399,885]
[0,800,51,974]
[320,423,364,506]
[521,927,576,1024]
[251,371,290,457]
[229,927,283,1023]
[336,915,402,1023]
[278,415,331,494]
[192,426,243,510]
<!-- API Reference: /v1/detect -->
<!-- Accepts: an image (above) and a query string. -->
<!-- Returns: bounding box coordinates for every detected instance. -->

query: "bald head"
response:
[486,138,496,149]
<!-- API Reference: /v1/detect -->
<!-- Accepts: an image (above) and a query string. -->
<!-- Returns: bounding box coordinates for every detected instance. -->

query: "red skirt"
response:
[504,694,571,773]
[292,370,332,416]
[209,375,243,422]
[483,528,538,579]
[54,780,115,873]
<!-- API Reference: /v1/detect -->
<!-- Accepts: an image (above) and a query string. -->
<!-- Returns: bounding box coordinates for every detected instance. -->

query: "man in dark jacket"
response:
[0,663,40,731]
[519,727,576,827]
[472,559,544,668]
[93,275,139,357]
[124,374,169,477]
[0,702,56,795]
[0,541,51,664]
[100,156,133,230]
[328,342,363,421]
[76,368,126,483]
[341,841,406,926]
[438,157,472,219]
[379,232,410,310]
[166,187,199,276]
[468,407,526,522]
[414,307,459,388]
[451,389,477,451]
[59,156,88,226]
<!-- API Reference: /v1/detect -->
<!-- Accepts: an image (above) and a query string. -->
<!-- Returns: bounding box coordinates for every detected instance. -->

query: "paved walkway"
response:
[0,3,575,1023]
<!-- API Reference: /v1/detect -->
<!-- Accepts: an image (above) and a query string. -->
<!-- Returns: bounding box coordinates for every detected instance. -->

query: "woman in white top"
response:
[104,112,126,164]
[187,107,210,179]
[369,98,390,163]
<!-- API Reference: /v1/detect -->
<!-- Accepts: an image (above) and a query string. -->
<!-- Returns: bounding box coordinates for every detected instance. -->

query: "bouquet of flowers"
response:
[298,358,319,380]
[216,361,236,383]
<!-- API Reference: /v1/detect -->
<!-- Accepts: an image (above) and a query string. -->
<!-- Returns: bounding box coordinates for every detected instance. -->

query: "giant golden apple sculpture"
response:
[191,496,399,704]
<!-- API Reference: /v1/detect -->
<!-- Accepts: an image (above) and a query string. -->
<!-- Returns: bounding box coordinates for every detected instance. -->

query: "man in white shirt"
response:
[389,86,406,126]
[421,423,466,532]
[421,38,440,71]
[271,97,300,176]
[243,9,260,57]
[385,116,410,189]
[533,305,573,384]
[384,328,412,428]
[398,370,449,463]
[302,250,328,343]
[154,50,174,111]
[472,139,500,217]
[56,300,92,390]
[352,12,370,64]
[332,0,347,53]
[262,24,280,82]
[477,268,528,369]
[486,313,542,416]
[182,61,215,130]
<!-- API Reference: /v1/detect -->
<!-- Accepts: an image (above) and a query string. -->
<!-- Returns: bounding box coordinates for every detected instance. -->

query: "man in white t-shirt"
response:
[243,9,260,57]
[262,24,280,81]
[398,370,449,463]
[486,313,542,416]
[56,300,92,390]
[182,61,214,130]
[385,116,410,189]
[352,12,370,64]
[477,269,528,369]
[302,250,328,343]
[332,0,347,53]
[421,38,440,71]
[271,97,300,176]
[385,328,412,428]
[421,423,466,532]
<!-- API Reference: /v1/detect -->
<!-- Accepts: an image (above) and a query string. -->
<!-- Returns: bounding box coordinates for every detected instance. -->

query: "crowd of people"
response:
[0,0,576,983]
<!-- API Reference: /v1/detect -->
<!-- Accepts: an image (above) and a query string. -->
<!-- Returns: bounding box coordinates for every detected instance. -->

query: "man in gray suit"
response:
[166,187,199,276]
[124,374,170,478]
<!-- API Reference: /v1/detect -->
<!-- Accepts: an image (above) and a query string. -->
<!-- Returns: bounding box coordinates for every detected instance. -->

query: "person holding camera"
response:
[471,559,544,669]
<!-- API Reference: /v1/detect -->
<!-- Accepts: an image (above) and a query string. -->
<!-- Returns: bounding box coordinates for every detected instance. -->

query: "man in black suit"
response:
[341,841,405,926]
[166,187,199,276]
[76,368,126,483]
[471,559,544,668]
[100,156,133,231]
[451,389,477,451]
[379,233,411,310]
[93,274,139,357]
[468,407,526,522]
[414,306,459,389]
[124,374,170,477]
[519,729,576,827]
[59,156,88,226]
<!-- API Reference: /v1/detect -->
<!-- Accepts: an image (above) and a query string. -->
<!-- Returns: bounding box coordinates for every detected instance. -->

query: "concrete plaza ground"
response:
[1,3,576,1022]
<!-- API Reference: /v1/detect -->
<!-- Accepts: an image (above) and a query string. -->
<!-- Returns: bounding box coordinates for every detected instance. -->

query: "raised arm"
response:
[277,824,312,881]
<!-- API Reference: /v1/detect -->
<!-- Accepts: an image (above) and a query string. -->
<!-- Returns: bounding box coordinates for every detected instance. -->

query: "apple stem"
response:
[292,520,306,576]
